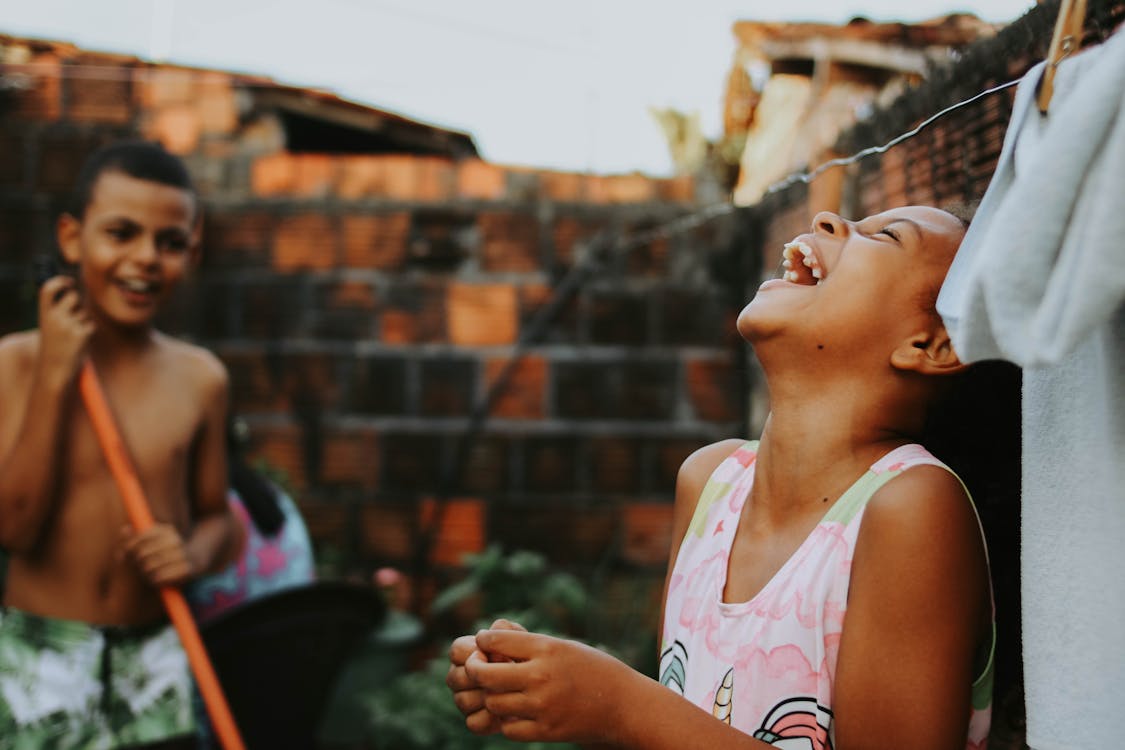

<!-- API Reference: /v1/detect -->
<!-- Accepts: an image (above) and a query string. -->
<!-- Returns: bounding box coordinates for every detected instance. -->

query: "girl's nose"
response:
[812,212,848,237]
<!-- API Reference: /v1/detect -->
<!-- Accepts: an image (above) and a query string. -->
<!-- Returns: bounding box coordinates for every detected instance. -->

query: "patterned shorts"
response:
[0,608,195,750]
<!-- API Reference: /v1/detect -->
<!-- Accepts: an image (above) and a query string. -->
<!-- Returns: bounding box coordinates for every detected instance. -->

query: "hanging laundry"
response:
[937,27,1125,750]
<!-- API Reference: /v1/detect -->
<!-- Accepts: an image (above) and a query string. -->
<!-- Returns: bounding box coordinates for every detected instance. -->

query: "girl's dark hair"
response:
[68,140,196,219]
[923,359,1025,745]
[228,417,286,537]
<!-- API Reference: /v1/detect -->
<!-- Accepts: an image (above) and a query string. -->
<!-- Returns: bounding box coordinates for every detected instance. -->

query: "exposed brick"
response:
[490,501,615,565]
[381,280,447,344]
[321,427,380,488]
[240,278,306,339]
[553,361,615,420]
[294,155,338,198]
[0,204,45,263]
[251,154,337,198]
[0,132,26,189]
[458,436,511,494]
[522,436,581,493]
[551,215,608,267]
[136,67,197,108]
[446,283,517,346]
[195,73,238,134]
[64,59,133,124]
[348,355,409,415]
[298,499,350,547]
[656,288,727,347]
[621,503,674,566]
[518,283,580,344]
[419,356,477,417]
[685,358,742,423]
[651,438,710,494]
[605,174,657,203]
[484,355,546,419]
[419,498,486,567]
[589,290,649,346]
[478,211,540,272]
[584,175,610,204]
[340,213,409,269]
[457,159,506,200]
[590,437,641,494]
[337,155,453,200]
[553,357,675,422]
[310,289,379,341]
[619,360,678,421]
[251,153,296,196]
[35,131,106,192]
[407,209,474,271]
[359,502,416,560]
[247,422,306,489]
[0,278,36,335]
[221,351,283,412]
[150,105,202,155]
[282,352,343,412]
[657,175,695,203]
[200,210,274,269]
[12,53,63,121]
[272,213,339,271]
[541,171,584,202]
[383,433,447,492]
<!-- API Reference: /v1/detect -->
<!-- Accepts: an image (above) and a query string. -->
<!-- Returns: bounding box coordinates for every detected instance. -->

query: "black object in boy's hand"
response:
[32,255,73,303]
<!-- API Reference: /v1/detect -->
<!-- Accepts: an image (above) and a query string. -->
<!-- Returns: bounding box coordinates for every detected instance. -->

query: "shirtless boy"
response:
[0,141,241,749]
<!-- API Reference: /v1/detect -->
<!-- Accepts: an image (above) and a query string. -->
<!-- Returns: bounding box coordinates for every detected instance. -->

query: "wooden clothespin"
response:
[1037,0,1088,114]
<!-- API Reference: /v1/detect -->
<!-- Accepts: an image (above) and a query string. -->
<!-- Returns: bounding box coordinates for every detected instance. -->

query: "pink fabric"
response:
[660,441,991,748]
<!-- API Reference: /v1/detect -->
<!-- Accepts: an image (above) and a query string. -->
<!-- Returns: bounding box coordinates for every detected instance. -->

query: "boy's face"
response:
[738,205,964,355]
[58,171,199,330]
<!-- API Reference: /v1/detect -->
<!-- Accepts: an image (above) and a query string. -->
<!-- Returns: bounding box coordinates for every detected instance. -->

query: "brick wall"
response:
[0,40,743,600]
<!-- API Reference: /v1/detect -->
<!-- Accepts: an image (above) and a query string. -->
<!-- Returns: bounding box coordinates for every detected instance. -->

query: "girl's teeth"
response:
[782,259,793,269]
[783,270,798,282]
[812,268,822,279]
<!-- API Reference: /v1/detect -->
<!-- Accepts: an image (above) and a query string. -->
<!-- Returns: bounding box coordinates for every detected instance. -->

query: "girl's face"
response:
[737,206,964,356]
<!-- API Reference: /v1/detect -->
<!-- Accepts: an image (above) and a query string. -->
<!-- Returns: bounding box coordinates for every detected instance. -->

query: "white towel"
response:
[937,29,1125,750]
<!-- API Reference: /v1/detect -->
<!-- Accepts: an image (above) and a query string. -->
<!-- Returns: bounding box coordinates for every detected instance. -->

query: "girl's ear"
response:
[57,213,82,265]
[891,326,969,376]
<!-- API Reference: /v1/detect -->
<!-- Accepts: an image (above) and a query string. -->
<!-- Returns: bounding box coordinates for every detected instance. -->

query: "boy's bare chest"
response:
[66,372,201,487]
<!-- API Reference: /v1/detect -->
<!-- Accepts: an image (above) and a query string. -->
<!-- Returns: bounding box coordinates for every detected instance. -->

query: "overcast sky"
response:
[1,0,1036,175]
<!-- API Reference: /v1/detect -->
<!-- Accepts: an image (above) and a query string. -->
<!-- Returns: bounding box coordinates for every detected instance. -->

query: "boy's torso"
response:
[1,330,210,626]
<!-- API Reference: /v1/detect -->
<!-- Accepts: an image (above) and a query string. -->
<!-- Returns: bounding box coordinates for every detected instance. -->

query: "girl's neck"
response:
[749,370,913,525]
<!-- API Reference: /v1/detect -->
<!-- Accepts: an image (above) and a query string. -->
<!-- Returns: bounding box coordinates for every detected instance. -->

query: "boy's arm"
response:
[121,353,241,587]
[182,355,241,577]
[0,278,93,553]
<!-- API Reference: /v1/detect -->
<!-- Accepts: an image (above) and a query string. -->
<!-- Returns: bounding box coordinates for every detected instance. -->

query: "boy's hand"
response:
[446,618,526,735]
[120,523,198,588]
[36,276,93,389]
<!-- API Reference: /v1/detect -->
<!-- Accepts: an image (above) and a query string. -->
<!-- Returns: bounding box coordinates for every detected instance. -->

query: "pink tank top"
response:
[661,441,993,749]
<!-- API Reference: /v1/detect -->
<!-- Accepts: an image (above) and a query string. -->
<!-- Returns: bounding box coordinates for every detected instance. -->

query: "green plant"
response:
[363,546,593,749]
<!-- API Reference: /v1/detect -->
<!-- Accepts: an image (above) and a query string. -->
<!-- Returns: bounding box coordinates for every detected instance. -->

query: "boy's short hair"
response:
[68,141,196,219]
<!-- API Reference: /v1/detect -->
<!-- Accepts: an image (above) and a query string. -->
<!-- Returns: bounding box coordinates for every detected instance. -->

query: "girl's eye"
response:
[880,227,900,241]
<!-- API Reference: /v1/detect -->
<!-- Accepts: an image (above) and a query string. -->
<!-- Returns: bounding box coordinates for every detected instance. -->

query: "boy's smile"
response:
[59,171,199,330]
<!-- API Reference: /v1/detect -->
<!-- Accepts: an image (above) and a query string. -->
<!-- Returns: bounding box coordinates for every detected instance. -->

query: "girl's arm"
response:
[469,463,990,750]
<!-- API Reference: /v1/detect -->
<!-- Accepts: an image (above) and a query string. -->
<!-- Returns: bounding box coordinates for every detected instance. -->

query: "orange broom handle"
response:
[78,361,246,750]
